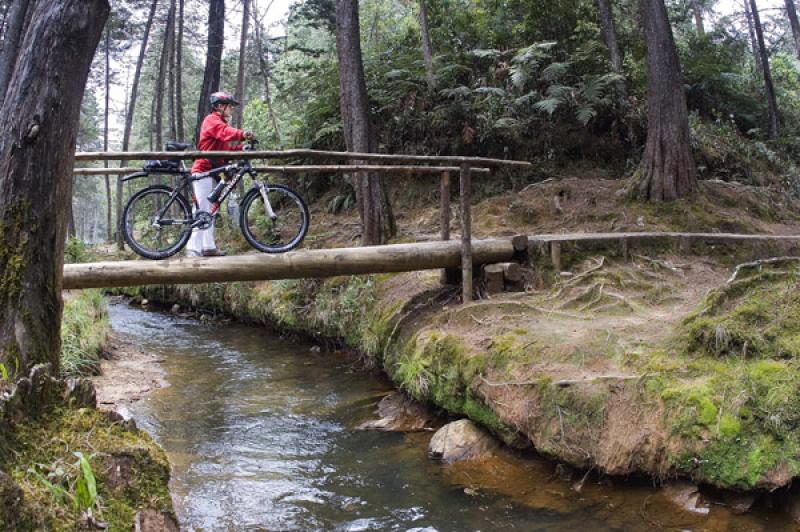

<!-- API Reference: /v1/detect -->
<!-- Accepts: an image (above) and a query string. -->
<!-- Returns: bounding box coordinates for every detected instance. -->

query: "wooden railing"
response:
[73,149,532,302]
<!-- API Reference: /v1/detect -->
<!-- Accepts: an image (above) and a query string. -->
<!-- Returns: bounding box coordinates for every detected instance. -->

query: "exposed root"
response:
[726,256,800,284]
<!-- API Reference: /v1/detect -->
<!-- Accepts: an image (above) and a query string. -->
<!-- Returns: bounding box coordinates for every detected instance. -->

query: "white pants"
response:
[186,176,217,253]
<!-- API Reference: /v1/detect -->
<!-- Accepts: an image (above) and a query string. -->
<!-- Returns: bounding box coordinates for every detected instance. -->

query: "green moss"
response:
[684,263,800,359]
[7,407,173,530]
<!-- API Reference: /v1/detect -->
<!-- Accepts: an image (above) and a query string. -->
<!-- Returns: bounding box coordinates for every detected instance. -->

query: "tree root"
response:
[726,256,800,284]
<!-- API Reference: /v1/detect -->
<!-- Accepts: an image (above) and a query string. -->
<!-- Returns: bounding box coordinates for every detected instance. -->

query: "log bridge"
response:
[72,150,800,297]
[62,232,800,291]
[74,148,532,301]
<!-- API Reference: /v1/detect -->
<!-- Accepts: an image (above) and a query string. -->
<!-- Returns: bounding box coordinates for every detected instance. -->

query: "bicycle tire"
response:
[239,184,309,253]
[122,185,193,260]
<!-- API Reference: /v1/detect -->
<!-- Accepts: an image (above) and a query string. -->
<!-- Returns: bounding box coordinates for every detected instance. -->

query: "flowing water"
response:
[109,303,794,531]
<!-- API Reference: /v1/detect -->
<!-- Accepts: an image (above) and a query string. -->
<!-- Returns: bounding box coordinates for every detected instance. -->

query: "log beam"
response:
[73,165,492,176]
[63,238,517,290]
[74,148,533,167]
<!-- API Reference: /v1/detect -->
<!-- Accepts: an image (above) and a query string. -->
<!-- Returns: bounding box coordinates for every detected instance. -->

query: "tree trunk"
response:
[418,0,435,87]
[596,0,623,72]
[0,0,31,104]
[785,0,800,61]
[744,0,763,76]
[636,0,697,201]
[0,1,11,51]
[195,0,224,143]
[68,199,76,239]
[118,0,157,250]
[748,0,780,138]
[0,0,108,375]
[235,0,250,128]
[176,0,185,141]
[336,0,393,245]
[104,22,112,241]
[252,7,282,146]
[689,0,705,36]
[155,5,173,152]
[167,0,177,141]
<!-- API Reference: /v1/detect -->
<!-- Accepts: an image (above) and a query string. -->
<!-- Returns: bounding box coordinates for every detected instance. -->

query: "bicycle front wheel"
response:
[240,184,309,253]
[122,185,192,260]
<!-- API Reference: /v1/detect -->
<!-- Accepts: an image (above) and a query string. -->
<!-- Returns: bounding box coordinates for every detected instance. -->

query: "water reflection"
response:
[109,304,794,531]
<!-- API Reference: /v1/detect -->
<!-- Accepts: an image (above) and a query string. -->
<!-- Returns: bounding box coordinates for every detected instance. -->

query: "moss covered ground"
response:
[1,291,175,530]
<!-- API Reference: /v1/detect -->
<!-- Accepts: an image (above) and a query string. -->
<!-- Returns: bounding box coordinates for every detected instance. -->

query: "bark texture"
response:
[104,23,112,241]
[418,0,435,87]
[234,0,250,128]
[0,0,31,104]
[636,0,697,201]
[336,0,391,245]
[117,0,157,249]
[785,0,800,62]
[596,0,623,72]
[195,0,225,142]
[176,0,185,141]
[0,0,108,374]
[748,0,780,138]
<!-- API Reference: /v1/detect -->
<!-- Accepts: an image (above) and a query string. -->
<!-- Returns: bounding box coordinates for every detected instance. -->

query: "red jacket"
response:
[191,112,245,174]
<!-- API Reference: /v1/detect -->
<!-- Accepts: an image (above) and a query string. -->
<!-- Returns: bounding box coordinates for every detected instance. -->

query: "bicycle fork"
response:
[258,182,278,221]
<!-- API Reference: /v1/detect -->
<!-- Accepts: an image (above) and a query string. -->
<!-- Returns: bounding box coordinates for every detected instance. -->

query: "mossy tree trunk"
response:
[335,0,394,245]
[0,0,108,375]
[636,0,697,202]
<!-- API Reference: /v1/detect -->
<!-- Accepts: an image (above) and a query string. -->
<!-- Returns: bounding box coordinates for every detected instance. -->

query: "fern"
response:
[473,87,507,97]
[533,97,563,116]
[541,62,570,82]
[575,106,597,125]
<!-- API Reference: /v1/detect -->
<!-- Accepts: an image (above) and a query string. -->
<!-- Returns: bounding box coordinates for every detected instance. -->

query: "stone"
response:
[134,509,179,532]
[661,480,710,515]
[721,491,756,515]
[170,304,180,314]
[428,419,499,464]
[357,391,438,432]
[64,378,97,408]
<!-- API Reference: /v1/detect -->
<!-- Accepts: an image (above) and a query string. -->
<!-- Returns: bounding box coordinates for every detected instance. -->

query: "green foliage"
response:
[61,291,110,378]
[64,237,94,264]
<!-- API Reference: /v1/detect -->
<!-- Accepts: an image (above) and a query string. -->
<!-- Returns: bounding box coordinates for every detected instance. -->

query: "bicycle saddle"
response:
[166,141,192,151]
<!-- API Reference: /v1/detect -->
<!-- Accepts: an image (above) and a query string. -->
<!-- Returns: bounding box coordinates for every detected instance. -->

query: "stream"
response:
[108,303,793,531]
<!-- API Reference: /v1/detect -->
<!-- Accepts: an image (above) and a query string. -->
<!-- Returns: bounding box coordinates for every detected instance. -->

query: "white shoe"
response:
[185,249,202,258]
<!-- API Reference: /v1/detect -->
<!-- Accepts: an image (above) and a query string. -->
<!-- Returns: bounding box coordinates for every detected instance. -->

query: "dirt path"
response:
[92,333,168,414]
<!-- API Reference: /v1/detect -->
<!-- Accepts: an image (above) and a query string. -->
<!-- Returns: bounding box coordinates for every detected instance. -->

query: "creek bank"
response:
[114,247,800,508]
[0,291,176,530]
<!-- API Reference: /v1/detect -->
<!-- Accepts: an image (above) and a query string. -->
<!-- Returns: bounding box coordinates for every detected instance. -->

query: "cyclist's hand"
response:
[243,130,255,141]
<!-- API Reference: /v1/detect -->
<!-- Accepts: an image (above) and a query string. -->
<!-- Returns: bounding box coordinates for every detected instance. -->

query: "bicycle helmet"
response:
[210,91,240,107]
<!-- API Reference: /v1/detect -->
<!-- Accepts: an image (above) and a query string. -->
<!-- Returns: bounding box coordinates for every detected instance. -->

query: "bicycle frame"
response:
[122,144,276,232]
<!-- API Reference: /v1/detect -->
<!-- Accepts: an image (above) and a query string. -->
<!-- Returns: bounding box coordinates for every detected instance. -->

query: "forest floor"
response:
[97,174,800,521]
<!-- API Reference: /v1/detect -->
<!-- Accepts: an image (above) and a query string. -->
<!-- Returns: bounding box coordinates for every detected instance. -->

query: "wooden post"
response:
[551,241,561,272]
[440,171,451,241]
[460,163,473,302]
[440,170,460,285]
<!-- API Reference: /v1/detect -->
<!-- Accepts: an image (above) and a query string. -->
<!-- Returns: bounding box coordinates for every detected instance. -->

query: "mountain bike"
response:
[121,140,309,260]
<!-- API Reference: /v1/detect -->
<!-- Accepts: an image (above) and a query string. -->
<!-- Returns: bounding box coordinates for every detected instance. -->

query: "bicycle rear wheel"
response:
[240,184,309,253]
[122,185,192,260]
